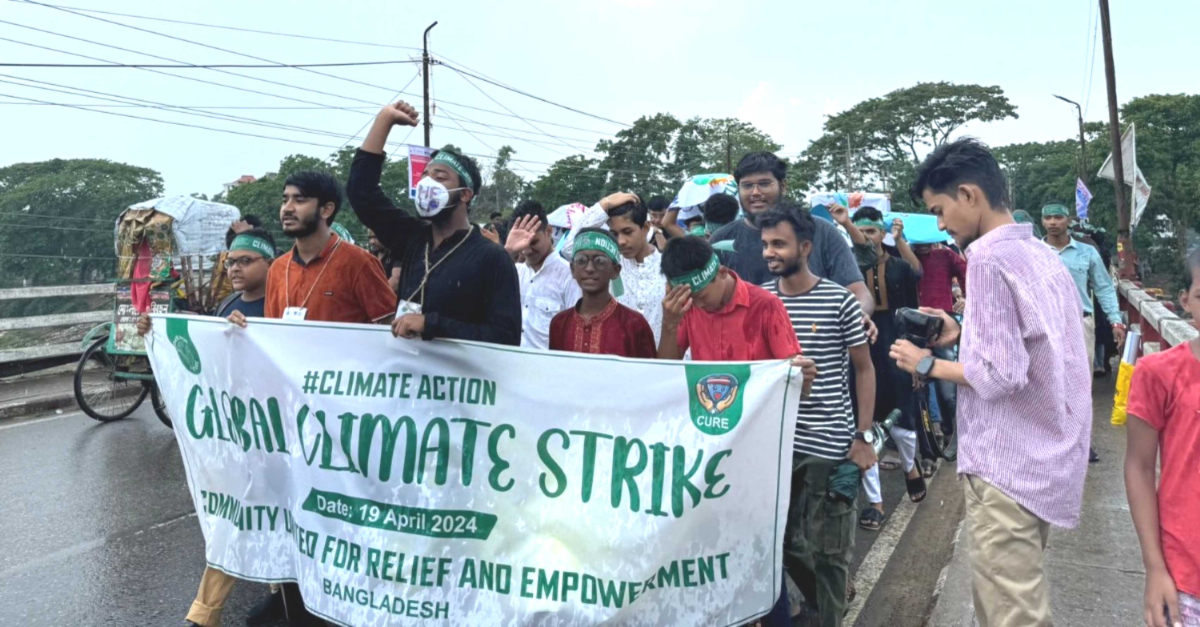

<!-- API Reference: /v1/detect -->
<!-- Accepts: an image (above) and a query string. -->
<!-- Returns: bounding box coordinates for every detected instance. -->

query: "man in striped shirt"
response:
[758,206,877,627]
[891,139,1091,627]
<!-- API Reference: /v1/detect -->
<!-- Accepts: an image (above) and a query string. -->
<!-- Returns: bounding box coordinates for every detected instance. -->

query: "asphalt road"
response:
[0,406,960,627]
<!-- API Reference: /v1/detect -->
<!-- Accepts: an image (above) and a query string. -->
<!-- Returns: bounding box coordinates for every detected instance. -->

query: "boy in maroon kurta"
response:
[549,228,657,358]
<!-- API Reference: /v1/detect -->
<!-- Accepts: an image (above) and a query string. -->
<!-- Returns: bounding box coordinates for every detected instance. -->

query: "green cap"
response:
[1041,203,1070,218]
[668,253,721,293]
[229,233,275,259]
[854,219,885,230]
[574,230,620,264]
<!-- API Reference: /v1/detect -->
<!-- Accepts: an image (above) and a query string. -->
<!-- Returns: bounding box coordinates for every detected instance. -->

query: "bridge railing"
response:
[1118,280,1197,353]
[0,284,115,375]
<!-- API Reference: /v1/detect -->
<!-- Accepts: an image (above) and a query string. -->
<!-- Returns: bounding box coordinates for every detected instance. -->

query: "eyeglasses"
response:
[226,256,264,269]
[571,255,614,270]
[740,180,777,192]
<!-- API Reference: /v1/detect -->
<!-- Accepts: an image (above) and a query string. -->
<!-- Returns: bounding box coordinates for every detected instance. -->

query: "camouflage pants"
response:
[783,454,856,627]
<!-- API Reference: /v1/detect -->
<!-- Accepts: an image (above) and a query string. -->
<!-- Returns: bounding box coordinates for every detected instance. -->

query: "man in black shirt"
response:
[347,100,521,346]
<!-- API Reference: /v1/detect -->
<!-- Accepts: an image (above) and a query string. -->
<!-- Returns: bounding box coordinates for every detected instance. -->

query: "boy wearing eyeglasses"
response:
[549,228,657,358]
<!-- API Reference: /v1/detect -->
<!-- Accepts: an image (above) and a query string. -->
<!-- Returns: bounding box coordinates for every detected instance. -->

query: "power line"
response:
[338,71,422,150]
[0,30,376,114]
[0,60,420,68]
[438,61,627,127]
[445,67,582,155]
[17,2,424,52]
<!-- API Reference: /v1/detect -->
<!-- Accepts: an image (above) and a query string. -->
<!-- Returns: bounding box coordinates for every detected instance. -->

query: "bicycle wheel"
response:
[73,336,148,422]
[150,382,173,429]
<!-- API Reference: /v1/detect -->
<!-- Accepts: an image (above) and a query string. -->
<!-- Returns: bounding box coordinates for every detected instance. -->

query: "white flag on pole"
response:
[1097,123,1152,229]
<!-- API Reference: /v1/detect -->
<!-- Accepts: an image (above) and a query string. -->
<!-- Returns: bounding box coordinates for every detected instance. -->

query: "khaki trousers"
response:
[964,475,1053,627]
[1083,315,1096,372]
[184,566,237,627]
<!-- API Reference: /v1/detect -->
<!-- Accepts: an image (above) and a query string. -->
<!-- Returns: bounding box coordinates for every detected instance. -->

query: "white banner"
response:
[147,315,800,627]
[1097,123,1153,229]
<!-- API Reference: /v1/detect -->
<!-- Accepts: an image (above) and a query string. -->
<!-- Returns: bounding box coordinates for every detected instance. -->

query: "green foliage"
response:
[223,149,416,246]
[0,158,163,287]
[596,113,682,198]
[471,145,529,221]
[795,82,1018,211]
[529,156,607,211]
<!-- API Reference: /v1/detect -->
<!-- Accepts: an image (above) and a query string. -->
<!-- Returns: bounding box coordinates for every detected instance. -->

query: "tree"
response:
[529,155,606,211]
[471,145,527,221]
[0,159,163,287]
[1119,93,1200,269]
[795,82,1018,210]
[670,117,783,179]
[596,113,681,198]
[993,140,1079,214]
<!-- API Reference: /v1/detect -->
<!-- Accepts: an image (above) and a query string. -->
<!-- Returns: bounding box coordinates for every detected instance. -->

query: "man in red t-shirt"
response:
[657,236,816,626]
[1125,250,1200,627]
[657,236,810,366]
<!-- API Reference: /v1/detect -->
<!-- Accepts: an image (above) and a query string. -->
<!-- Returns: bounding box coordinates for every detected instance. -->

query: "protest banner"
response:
[147,315,800,626]
[408,146,435,199]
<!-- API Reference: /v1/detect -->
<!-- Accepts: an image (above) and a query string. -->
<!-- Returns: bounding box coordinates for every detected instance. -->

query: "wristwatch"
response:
[854,430,876,446]
[916,355,937,379]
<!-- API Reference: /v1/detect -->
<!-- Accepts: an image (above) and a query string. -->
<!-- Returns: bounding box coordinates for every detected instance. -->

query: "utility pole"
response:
[1053,94,1088,182]
[422,22,438,148]
[1098,0,1135,278]
[725,125,732,173]
[845,137,854,190]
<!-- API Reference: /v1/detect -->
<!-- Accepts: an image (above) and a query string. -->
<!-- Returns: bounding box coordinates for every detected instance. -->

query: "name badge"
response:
[283,307,308,321]
[396,300,423,316]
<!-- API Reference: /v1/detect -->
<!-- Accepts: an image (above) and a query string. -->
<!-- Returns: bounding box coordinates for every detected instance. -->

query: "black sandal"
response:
[906,474,927,503]
[859,507,885,530]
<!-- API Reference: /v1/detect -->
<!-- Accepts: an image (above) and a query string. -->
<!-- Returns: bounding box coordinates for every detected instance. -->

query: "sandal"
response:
[906,473,927,503]
[879,454,901,471]
[922,459,937,479]
[859,507,885,531]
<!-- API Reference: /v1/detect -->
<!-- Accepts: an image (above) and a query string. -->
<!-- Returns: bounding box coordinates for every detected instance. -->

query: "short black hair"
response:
[735,151,787,184]
[224,215,264,247]
[909,137,1010,210]
[490,211,503,220]
[609,196,648,227]
[284,170,342,225]
[852,206,884,223]
[756,204,815,244]
[702,194,740,225]
[661,236,715,279]
[511,199,546,229]
[430,147,482,198]
[646,196,671,212]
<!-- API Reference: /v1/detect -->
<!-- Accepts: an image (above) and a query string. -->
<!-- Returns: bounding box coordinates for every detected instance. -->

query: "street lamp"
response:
[1053,94,1088,182]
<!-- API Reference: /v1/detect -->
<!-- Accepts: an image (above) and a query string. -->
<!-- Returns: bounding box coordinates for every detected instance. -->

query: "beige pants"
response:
[964,475,1053,627]
[185,566,237,627]
[1083,315,1096,372]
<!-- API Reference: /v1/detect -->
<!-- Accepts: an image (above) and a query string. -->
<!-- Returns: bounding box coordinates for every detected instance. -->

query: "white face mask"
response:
[415,178,466,218]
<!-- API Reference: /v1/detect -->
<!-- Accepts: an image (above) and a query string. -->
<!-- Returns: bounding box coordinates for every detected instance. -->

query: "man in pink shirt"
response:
[890,139,1091,627]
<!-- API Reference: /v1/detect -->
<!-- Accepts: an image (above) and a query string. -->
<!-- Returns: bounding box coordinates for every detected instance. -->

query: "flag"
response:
[1075,178,1093,220]
[407,145,434,199]
[1097,123,1152,230]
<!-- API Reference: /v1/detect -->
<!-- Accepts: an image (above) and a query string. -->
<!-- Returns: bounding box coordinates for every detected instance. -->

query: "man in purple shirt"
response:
[889,138,1091,627]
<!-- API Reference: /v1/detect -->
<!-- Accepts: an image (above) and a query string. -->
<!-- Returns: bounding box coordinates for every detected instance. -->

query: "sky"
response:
[1,0,1197,198]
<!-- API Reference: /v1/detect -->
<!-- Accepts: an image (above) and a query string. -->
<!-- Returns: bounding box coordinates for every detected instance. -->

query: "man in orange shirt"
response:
[231,170,397,326]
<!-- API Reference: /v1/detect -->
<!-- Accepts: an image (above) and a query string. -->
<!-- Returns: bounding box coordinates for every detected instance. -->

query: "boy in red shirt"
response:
[1125,249,1200,627]
[549,228,657,358]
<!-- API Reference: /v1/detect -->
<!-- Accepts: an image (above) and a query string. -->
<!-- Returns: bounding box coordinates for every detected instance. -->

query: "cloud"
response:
[614,0,654,6]
[823,98,843,116]
[737,82,787,140]
[789,97,804,106]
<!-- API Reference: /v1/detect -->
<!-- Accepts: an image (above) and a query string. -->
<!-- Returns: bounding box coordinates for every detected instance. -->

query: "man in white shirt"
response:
[506,200,581,349]
[560,192,666,344]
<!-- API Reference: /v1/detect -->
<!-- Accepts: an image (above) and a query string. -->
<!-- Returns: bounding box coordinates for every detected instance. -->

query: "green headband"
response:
[574,230,620,264]
[229,234,275,259]
[1041,204,1070,218]
[430,152,474,190]
[854,219,885,230]
[668,253,721,292]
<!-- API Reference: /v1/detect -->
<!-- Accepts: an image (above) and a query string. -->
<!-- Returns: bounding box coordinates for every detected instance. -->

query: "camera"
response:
[894,307,943,348]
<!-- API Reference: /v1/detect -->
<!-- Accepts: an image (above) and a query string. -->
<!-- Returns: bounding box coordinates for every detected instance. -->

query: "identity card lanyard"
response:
[403,225,474,309]
[285,239,343,310]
